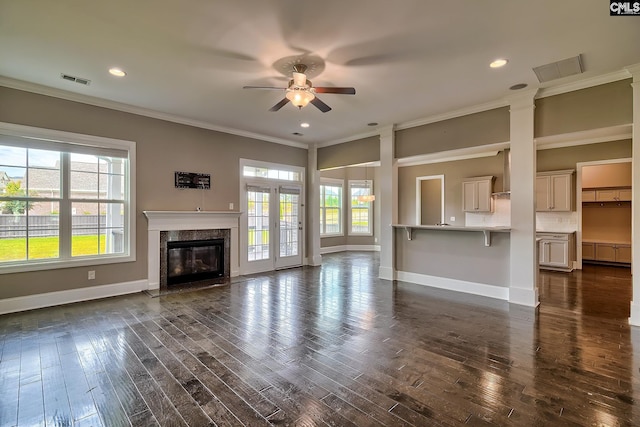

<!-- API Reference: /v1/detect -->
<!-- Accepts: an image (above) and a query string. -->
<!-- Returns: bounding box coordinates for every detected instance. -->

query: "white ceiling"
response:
[1,1,639,146]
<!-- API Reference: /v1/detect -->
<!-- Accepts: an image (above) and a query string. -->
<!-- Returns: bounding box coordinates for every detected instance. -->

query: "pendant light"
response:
[357,164,376,202]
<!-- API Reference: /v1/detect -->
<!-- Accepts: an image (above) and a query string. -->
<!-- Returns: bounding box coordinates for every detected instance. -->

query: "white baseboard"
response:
[396,271,509,301]
[320,244,380,254]
[305,255,323,266]
[0,279,149,315]
[509,286,540,307]
[630,301,640,327]
[379,266,396,281]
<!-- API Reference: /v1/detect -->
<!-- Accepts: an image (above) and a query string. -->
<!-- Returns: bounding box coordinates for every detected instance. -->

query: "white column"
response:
[307,144,322,266]
[508,89,539,307]
[627,65,640,326]
[379,125,398,280]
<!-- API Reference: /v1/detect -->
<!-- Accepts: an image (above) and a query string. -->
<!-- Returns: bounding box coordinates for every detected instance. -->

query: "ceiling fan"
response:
[243,64,356,113]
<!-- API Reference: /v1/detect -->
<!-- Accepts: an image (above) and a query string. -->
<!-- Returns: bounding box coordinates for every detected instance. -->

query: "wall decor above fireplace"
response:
[175,171,211,189]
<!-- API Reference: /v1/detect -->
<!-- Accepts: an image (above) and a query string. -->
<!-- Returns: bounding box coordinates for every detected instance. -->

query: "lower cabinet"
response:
[537,232,575,271]
[583,241,631,264]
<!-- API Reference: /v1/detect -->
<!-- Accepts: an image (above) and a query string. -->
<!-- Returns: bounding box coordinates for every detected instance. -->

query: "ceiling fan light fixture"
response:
[286,89,315,108]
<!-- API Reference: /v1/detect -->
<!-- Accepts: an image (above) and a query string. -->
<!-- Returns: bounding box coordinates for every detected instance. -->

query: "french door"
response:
[241,182,303,274]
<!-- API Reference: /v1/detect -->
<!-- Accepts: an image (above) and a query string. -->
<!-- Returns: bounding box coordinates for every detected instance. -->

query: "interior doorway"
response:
[576,158,632,270]
[416,175,444,225]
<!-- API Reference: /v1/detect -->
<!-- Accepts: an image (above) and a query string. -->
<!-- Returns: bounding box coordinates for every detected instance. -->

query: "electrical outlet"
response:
[88,270,95,280]
[450,216,455,222]
[229,202,234,210]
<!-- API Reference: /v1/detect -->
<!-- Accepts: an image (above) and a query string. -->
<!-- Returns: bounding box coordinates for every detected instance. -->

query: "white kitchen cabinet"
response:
[582,190,596,202]
[537,232,575,271]
[616,245,632,263]
[462,176,494,212]
[618,188,632,202]
[596,188,631,202]
[582,242,595,260]
[536,170,573,212]
[586,241,632,264]
[582,187,631,203]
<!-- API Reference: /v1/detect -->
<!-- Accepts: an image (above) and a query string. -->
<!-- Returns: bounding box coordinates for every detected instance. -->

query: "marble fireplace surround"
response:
[143,211,241,290]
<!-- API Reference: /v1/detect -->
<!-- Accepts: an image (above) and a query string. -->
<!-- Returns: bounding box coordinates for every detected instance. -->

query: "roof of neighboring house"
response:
[0,162,111,195]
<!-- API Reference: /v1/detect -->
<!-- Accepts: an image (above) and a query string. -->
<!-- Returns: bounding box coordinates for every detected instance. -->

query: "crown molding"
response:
[390,67,636,135]
[536,69,632,98]
[395,99,510,132]
[0,76,308,150]
[316,128,382,148]
[3,64,637,151]
[397,142,509,167]
[535,124,632,150]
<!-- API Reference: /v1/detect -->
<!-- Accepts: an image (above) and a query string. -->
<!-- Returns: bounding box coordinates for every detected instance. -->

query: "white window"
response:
[320,178,343,236]
[0,123,135,273]
[243,165,301,182]
[349,180,373,235]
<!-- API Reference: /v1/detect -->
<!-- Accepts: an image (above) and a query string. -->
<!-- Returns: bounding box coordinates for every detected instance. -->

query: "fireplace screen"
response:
[167,238,224,286]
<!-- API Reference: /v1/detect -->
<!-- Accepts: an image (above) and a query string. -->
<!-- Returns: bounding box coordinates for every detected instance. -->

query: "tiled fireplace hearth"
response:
[143,211,241,291]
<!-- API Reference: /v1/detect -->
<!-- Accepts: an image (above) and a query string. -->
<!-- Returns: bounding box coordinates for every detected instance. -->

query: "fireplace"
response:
[144,211,241,292]
[167,238,224,286]
[159,228,231,291]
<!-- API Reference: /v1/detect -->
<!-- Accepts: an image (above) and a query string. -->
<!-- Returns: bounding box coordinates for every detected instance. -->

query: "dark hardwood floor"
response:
[1,253,638,426]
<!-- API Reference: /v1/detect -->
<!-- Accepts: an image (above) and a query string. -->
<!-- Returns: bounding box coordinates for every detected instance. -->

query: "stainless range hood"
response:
[492,149,511,197]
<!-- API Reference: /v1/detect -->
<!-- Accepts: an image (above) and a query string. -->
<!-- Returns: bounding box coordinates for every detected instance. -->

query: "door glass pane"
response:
[247,189,270,261]
[279,192,299,257]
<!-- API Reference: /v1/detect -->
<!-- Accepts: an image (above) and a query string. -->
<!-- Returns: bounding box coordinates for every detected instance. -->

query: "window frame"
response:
[320,177,343,237]
[0,122,136,274]
[348,179,374,236]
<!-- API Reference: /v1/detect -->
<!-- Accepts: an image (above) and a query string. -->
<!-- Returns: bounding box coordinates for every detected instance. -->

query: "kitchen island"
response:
[392,224,512,300]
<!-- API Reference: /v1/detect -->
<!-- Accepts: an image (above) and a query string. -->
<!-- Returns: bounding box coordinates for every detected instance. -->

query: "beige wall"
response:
[395,107,510,159]
[398,152,505,226]
[0,86,307,299]
[535,79,632,138]
[395,229,510,287]
[537,139,631,172]
[582,162,632,188]
[317,135,380,170]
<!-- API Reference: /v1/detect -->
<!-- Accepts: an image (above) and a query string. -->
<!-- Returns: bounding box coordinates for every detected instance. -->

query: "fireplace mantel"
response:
[144,210,241,289]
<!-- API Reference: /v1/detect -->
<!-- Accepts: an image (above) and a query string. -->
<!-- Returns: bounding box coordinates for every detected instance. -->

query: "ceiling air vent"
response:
[60,73,91,86]
[532,55,583,83]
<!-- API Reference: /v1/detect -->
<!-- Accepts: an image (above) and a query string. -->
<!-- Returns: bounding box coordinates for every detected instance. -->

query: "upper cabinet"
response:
[582,188,631,203]
[536,170,574,212]
[462,176,494,212]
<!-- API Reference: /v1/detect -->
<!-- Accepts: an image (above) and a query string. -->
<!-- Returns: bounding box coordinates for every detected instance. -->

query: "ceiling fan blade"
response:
[314,87,356,95]
[310,97,332,113]
[269,98,290,112]
[243,86,285,90]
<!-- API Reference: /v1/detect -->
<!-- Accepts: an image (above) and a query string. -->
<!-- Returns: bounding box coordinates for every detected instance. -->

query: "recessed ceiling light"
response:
[490,59,508,68]
[109,68,126,77]
[300,123,310,128]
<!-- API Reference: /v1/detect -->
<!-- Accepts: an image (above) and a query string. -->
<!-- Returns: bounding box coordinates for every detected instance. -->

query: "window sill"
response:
[0,253,136,275]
